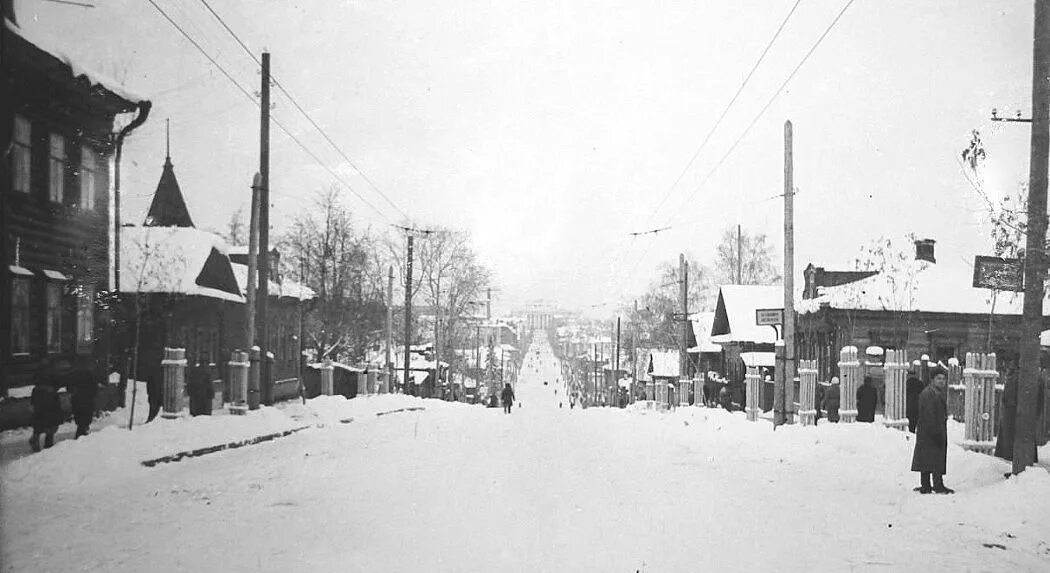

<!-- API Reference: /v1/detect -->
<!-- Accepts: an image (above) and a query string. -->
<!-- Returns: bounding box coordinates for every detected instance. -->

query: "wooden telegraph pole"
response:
[679,253,689,379]
[258,51,272,405]
[737,224,743,284]
[1013,0,1050,474]
[386,266,394,393]
[246,174,261,352]
[783,120,796,425]
[403,235,414,394]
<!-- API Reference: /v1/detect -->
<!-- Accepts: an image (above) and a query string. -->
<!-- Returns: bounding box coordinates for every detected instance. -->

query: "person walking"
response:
[906,375,924,433]
[29,368,64,452]
[822,377,841,423]
[911,367,953,494]
[500,383,515,414]
[69,356,101,438]
[857,376,878,423]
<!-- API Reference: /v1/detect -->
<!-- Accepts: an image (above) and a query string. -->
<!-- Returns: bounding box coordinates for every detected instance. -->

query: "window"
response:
[76,284,95,354]
[11,278,30,355]
[12,116,31,193]
[80,146,98,211]
[46,283,62,353]
[49,133,66,203]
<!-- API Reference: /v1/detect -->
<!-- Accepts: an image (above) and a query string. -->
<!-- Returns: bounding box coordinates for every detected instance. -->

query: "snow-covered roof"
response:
[710,285,782,344]
[647,350,680,378]
[5,17,147,104]
[689,311,721,353]
[796,257,1049,316]
[741,352,775,368]
[120,226,244,303]
[308,361,365,373]
[230,262,317,301]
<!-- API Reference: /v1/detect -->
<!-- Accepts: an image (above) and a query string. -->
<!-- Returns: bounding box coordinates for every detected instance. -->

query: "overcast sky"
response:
[15,0,1037,316]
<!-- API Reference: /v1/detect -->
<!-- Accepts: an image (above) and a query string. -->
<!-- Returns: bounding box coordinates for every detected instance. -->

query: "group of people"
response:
[28,356,103,452]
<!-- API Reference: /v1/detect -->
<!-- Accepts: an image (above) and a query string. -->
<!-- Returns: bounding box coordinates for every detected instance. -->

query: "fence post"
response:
[882,349,908,431]
[947,357,964,422]
[838,346,860,423]
[745,366,761,422]
[678,378,691,407]
[161,347,187,419]
[248,346,261,410]
[798,359,817,426]
[228,350,249,415]
[962,352,997,455]
[321,358,334,396]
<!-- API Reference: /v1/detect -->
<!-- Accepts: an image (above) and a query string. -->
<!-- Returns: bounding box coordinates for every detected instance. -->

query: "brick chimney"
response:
[914,238,936,263]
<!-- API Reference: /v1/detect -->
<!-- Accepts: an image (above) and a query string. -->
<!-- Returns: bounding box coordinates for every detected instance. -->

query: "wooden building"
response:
[796,240,1050,385]
[2,3,151,406]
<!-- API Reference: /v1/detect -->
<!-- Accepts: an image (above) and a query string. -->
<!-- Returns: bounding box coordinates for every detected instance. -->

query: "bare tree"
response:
[713,226,781,286]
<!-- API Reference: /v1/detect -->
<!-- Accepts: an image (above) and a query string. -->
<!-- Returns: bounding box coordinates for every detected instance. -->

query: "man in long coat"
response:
[911,368,953,494]
[857,377,878,423]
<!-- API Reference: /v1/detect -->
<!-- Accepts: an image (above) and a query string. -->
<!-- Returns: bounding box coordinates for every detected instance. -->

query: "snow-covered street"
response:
[3,333,1050,572]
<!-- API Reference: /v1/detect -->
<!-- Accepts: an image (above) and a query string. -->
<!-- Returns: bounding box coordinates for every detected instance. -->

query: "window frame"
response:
[48,132,66,204]
[76,284,95,354]
[79,145,98,211]
[11,277,31,356]
[45,282,63,354]
[12,115,31,194]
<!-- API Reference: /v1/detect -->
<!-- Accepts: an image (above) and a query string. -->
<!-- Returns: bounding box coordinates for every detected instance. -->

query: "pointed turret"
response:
[144,123,194,227]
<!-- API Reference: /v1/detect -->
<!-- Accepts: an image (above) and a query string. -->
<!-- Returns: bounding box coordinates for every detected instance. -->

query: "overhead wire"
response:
[144,0,392,222]
[663,0,859,228]
[195,0,413,224]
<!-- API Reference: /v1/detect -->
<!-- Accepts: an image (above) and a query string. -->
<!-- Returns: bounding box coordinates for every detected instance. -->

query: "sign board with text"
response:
[972,256,1023,292]
[755,308,784,326]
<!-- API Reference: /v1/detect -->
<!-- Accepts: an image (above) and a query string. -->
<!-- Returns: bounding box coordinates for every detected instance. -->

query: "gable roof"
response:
[144,156,195,228]
[710,285,782,344]
[230,262,317,301]
[689,311,720,353]
[646,350,680,379]
[119,226,243,302]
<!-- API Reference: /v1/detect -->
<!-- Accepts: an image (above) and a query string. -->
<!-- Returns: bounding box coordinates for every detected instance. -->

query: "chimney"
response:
[914,238,936,263]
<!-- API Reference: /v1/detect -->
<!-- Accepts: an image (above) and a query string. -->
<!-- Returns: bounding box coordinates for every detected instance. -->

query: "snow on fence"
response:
[161,348,187,419]
[679,378,692,407]
[320,358,334,396]
[798,360,817,426]
[228,350,249,414]
[962,352,998,455]
[745,366,761,422]
[947,358,964,422]
[837,346,860,424]
[883,349,908,431]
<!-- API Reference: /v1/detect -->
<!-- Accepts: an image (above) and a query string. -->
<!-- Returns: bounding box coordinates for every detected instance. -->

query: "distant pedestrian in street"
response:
[822,377,841,423]
[69,356,101,438]
[857,376,877,423]
[718,385,733,411]
[906,376,924,433]
[911,367,953,494]
[501,383,515,414]
[30,367,63,452]
[814,382,825,422]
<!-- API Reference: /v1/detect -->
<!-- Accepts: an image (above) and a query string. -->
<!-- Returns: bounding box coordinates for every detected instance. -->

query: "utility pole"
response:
[737,224,743,284]
[404,235,414,394]
[679,253,689,378]
[434,280,441,397]
[615,316,621,405]
[246,174,261,352]
[386,266,394,393]
[1011,0,1050,474]
[258,51,272,406]
[781,120,796,426]
[297,229,305,404]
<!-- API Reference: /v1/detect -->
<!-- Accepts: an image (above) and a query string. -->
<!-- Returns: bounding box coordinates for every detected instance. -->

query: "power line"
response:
[643,0,804,229]
[145,0,391,221]
[664,0,858,227]
[195,0,412,223]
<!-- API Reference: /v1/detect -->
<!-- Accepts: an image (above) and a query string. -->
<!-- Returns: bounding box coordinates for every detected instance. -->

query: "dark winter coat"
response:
[69,368,100,425]
[31,383,63,431]
[905,377,923,423]
[911,383,948,474]
[500,386,515,406]
[822,384,841,422]
[857,383,877,423]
